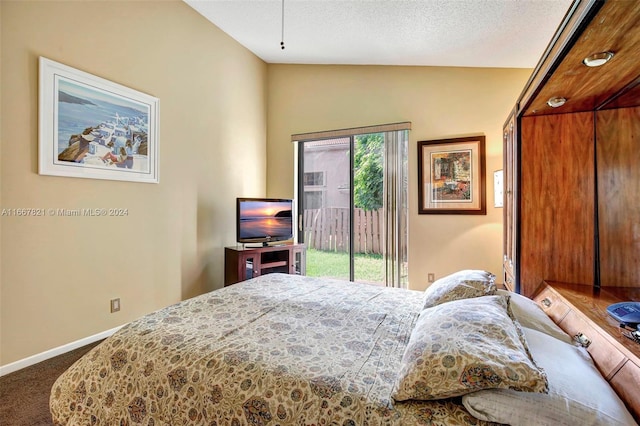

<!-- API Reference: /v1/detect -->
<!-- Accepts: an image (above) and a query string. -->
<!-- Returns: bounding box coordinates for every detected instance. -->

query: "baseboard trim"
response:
[0,325,125,377]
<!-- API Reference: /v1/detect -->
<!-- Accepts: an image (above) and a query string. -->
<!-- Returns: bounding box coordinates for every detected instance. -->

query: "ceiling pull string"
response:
[280,0,285,50]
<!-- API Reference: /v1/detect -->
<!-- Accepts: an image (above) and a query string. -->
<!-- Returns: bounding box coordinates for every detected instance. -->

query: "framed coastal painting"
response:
[418,135,486,215]
[38,57,159,183]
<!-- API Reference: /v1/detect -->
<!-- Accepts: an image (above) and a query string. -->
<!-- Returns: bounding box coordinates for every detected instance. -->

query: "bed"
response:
[50,272,638,426]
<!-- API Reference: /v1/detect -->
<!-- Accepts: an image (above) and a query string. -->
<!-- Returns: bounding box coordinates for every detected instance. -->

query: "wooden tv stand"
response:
[224,243,306,286]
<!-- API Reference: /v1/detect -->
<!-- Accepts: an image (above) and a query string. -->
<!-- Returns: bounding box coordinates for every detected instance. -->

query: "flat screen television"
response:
[236,198,294,245]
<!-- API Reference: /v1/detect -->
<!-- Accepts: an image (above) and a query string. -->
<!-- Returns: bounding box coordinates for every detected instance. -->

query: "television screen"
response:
[237,198,293,244]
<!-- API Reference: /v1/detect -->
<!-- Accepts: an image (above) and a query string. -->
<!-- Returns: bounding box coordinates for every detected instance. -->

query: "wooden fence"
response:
[302,208,383,254]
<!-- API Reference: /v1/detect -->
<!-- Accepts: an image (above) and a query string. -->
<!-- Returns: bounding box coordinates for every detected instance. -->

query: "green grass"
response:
[305,248,384,283]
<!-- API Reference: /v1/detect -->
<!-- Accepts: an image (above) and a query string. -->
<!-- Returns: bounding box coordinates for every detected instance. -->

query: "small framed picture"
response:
[39,57,159,183]
[494,170,504,208]
[418,135,486,215]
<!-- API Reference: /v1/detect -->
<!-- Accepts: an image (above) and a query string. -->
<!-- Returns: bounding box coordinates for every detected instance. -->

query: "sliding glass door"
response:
[299,137,352,281]
[296,126,408,287]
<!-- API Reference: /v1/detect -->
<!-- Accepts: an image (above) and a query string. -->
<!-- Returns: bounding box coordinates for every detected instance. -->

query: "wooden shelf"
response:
[542,282,640,361]
[261,261,287,269]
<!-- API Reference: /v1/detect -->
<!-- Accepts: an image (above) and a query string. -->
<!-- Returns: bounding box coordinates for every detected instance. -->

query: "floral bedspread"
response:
[50,274,495,425]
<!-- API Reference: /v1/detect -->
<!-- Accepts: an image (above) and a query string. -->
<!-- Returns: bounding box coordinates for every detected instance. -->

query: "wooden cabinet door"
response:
[503,111,517,291]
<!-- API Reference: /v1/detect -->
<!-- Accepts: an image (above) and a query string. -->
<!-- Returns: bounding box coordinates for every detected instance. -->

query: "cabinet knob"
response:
[541,298,552,308]
[574,332,591,348]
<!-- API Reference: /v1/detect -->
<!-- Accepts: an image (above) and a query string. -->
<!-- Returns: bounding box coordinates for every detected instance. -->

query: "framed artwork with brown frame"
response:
[418,135,486,215]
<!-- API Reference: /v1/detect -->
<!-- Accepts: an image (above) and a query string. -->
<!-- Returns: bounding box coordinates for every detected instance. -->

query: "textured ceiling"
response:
[184,0,573,68]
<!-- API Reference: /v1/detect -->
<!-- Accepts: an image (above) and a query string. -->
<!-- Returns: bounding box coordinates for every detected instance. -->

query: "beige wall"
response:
[1,1,532,367]
[266,65,531,290]
[0,1,267,365]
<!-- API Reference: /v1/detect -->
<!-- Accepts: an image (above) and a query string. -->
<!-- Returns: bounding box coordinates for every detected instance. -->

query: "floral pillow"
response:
[392,295,548,401]
[423,269,496,309]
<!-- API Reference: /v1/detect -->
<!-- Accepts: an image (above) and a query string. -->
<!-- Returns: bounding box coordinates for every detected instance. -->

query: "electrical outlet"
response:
[110,298,120,313]
[427,273,435,283]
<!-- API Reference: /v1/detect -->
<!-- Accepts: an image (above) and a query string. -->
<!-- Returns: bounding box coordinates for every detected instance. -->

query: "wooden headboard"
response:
[503,0,640,420]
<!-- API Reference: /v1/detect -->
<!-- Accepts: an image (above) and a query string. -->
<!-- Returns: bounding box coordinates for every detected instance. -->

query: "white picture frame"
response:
[493,169,504,208]
[39,57,159,183]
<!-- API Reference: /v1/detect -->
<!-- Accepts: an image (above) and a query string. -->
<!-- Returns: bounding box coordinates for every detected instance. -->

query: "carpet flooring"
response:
[0,340,102,426]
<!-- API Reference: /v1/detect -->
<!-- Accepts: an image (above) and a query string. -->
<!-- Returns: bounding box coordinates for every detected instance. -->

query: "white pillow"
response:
[462,327,637,426]
[497,289,573,344]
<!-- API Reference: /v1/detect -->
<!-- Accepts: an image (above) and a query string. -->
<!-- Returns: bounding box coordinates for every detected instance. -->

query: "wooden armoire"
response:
[503,0,640,419]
